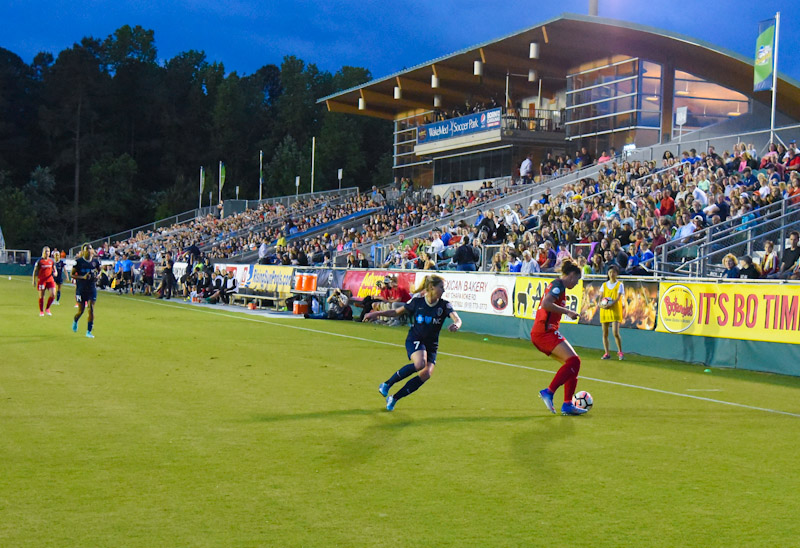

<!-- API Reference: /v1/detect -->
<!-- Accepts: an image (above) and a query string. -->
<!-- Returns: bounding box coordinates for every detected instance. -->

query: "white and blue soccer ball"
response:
[572,390,593,411]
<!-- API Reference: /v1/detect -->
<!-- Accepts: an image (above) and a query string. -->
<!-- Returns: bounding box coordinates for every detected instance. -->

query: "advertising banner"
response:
[342,270,417,300]
[754,18,776,92]
[579,280,659,330]
[214,263,253,293]
[417,108,501,144]
[656,282,800,344]
[246,264,294,297]
[513,276,583,323]
[438,272,515,316]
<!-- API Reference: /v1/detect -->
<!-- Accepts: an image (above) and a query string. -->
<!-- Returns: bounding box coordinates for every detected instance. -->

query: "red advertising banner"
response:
[341,270,418,301]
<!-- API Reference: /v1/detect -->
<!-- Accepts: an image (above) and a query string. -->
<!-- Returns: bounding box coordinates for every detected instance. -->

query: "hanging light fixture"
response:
[474,60,483,77]
[433,94,442,108]
[431,74,440,88]
[727,102,743,117]
[676,80,690,96]
[528,69,537,82]
[358,97,365,110]
[529,42,540,59]
[394,86,402,100]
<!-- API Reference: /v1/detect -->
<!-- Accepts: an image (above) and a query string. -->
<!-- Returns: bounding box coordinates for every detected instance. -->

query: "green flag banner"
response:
[220,162,226,190]
[754,18,775,92]
[200,166,205,193]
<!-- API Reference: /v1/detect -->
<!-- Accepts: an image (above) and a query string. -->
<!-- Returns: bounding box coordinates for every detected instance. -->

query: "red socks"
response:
[46,296,54,310]
[39,298,44,312]
[548,356,581,402]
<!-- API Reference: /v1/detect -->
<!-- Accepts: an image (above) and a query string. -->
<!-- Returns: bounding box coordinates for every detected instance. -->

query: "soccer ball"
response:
[572,390,593,411]
[600,297,612,308]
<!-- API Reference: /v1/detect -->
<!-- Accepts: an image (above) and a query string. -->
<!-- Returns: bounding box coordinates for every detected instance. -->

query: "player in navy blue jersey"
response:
[51,250,67,305]
[71,244,99,338]
[364,274,462,411]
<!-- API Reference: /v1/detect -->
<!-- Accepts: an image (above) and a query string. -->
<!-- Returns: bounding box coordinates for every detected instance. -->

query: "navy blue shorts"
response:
[77,285,97,303]
[405,338,438,364]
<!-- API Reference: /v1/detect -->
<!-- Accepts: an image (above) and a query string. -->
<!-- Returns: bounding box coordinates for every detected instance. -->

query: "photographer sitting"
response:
[305,289,353,320]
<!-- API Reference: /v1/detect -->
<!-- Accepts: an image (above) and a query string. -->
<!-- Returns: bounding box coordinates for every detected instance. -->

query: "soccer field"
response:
[2,277,800,547]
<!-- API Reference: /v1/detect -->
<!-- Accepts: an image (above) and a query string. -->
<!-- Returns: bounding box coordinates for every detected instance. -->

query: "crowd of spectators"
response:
[371,139,800,279]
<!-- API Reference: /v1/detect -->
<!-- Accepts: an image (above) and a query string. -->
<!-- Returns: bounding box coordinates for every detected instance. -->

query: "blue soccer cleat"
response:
[539,388,556,414]
[72,320,78,333]
[378,383,390,397]
[561,402,588,416]
[386,395,396,411]
[86,332,95,339]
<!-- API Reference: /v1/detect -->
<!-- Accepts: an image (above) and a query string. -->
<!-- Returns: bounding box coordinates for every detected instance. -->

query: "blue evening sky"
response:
[3,0,798,82]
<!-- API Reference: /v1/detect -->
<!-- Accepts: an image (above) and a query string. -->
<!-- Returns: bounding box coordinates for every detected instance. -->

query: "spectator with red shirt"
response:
[659,189,675,218]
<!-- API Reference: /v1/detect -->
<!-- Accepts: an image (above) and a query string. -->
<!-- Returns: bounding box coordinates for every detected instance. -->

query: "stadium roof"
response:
[318,13,800,121]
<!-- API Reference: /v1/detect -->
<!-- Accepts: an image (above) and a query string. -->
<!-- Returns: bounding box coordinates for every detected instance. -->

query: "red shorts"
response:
[531,329,565,356]
[37,280,56,291]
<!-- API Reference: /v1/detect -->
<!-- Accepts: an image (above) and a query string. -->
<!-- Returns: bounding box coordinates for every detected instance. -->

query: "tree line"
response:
[0,24,392,252]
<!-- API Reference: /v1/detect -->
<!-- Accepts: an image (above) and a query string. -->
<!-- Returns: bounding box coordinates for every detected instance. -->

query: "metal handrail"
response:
[659,199,799,269]
[676,216,800,277]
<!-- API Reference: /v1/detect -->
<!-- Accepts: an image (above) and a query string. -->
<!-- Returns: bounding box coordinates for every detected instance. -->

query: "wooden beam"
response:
[325,100,394,120]
[542,26,549,44]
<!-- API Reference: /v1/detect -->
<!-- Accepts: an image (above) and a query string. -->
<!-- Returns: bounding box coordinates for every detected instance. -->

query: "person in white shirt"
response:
[429,231,445,259]
[690,183,708,207]
[504,207,521,227]
[521,249,540,274]
[520,154,533,183]
[673,213,698,242]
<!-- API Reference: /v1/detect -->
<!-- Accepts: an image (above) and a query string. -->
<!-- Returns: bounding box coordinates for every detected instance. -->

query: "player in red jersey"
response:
[32,246,57,316]
[532,259,587,415]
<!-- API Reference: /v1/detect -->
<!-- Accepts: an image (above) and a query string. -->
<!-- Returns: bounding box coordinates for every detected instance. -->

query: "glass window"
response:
[672,70,749,137]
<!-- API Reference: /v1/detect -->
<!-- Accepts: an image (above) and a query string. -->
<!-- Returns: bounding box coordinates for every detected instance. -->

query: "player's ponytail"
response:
[560,258,581,278]
[411,274,444,299]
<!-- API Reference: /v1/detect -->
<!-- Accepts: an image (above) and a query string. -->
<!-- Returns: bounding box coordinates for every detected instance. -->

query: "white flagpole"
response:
[218,161,222,204]
[259,150,263,202]
[311,137,316,195]
[198,167,203,210]
[769,11,780,145]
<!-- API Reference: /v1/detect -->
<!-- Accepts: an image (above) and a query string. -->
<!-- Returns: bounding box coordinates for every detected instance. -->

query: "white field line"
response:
[9,279,798,418]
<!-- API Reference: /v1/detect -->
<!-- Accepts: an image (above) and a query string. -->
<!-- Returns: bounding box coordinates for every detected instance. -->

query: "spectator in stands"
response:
[491,217,508,244]
[721,254,741,278]
[453,236,479,271]
[761,240,780,276]
[540,241,557,272]
[508,251,523,273]
[770,231,800,279]
[738,256,760,279]
[659,188,675,218]
[520,154,533,184]
[521,249,539,274]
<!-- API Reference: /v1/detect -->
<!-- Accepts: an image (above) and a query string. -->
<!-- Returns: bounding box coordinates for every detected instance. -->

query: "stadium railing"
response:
[662,200,800,277]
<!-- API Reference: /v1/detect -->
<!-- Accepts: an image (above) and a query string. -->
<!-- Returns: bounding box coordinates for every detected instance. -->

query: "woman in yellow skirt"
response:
[599,265,624,360]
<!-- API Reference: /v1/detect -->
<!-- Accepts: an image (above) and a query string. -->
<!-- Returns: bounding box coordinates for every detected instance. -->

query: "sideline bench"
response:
[231,289,287,310]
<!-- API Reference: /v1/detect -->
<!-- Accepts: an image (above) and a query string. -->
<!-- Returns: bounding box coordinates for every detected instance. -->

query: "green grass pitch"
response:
[2,276,800,547]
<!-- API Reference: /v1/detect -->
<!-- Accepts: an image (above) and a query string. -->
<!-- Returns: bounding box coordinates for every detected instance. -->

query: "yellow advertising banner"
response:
[656,282,800,344]
[513,276,583,322]
[246,265,294,297]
